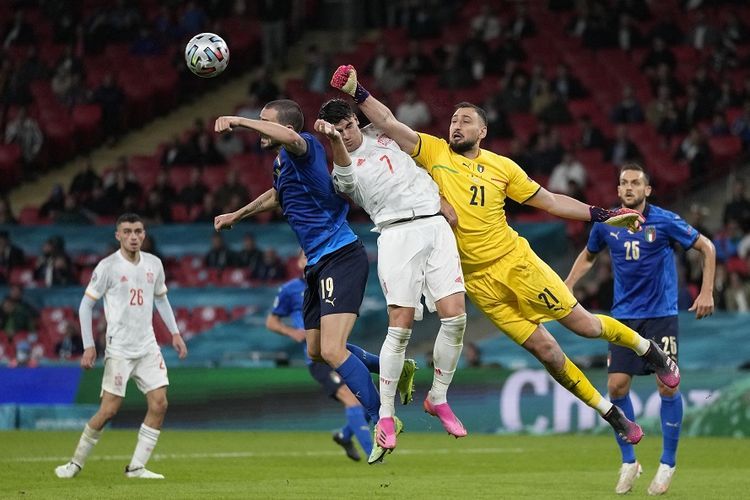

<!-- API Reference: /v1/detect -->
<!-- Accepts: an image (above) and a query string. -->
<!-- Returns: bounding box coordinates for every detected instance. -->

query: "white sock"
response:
[429,314,466,405]
[378,327,411,418]
[129,423,161,469]
[72,424,102,468]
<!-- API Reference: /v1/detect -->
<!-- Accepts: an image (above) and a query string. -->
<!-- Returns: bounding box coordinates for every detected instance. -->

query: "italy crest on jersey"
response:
[644,225,656,243]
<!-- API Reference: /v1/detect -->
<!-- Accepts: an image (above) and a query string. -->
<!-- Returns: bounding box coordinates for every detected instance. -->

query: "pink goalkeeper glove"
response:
[590,206,645,232]
[330,64,370,104]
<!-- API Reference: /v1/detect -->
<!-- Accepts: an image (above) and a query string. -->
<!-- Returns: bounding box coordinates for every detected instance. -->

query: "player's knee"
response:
[98,405,119,422]
[307,344,322,362]
[657,380,679,397]
[607,380,630,399]
[321,344,346,366]
[150,396,168,416]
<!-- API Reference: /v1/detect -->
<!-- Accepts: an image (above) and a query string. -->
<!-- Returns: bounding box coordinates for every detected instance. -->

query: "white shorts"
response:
[377,216,465,320]
[101,350,169,398]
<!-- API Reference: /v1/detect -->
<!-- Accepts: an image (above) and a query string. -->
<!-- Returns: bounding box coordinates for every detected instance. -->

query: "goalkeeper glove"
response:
[330,64,370,104]
[589,206,645,232]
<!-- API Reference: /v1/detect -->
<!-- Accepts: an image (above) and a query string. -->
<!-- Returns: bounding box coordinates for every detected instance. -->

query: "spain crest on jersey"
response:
[644,225,656,243]
[146,272,154,284]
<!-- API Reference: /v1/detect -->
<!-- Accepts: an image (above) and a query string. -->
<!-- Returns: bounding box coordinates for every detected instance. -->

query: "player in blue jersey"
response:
[266,251,380,461]
[212,100,411,427]
[565,163,716,495]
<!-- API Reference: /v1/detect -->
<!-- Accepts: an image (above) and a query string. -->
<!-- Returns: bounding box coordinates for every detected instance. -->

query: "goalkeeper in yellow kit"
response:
[330,64,681,444]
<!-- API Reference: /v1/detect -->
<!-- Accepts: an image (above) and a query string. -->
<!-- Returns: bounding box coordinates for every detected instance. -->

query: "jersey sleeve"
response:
[410,132,443,170]
[505,158,541,203]
[286,132,318,168]
[271,286,292,317]
[84,260,110,300]
[154,259,168,296]
[664,212,700,249]
[586,223,607,253]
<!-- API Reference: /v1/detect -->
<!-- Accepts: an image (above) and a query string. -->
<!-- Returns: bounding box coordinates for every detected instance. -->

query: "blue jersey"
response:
[273,132,357,265]
[270,277,311,364]
[587,204,699,319]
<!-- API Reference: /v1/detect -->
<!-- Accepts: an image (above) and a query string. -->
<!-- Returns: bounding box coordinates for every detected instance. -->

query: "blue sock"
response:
[345,405,372,456]
[346,343,380,374]
[336,354,380,423]
[611,394,637,463]
[660,393,682,467]
[340,422,353,442]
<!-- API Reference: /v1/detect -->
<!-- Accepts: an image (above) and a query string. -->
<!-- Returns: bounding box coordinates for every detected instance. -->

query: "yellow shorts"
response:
[464,236,577,345]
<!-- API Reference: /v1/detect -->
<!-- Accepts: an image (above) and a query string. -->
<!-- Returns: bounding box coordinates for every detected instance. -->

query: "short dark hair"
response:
[265,99,304,132]
[318,98,356,124]
[454,102,487,126]
[620,162,650,183]
[116,213,144,229]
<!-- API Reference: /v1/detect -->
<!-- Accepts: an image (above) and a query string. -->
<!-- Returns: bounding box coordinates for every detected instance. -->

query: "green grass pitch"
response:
[1,430,747,499]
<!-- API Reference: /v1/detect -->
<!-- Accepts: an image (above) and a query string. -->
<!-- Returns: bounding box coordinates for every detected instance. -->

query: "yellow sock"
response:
[595,314,649,355]
[554,356,607,411]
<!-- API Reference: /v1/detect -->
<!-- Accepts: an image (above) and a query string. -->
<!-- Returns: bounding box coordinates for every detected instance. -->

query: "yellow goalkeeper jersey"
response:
[411,132,540,273]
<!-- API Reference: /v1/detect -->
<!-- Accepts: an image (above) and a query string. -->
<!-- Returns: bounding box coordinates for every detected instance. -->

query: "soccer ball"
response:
[184,33,230,78]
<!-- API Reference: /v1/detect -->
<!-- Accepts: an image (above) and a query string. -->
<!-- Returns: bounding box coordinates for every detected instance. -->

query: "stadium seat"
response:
[0,144,22,190]
[708,136,742,169]
[72,104,103,150]
[9,267,36,287]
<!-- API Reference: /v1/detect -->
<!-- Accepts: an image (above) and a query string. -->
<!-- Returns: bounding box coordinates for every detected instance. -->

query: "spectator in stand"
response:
[724,271,750,312]
[731,100,750,152]
[130,25,160,56]
[84,181,113,216]
[214,169,249,213]
[499,73,531,114]
[5,106,43,171]
[248,68,280,104]
[395,88,431,129]
[140,234,162,261]
[179,0,207,35]
[161,134,193,166]
[194,192,220,223]
[254,248,286,282]
[649,63,683,98]
[723,178,750,231]
[237,93,263,120]
[53,195,94,225]
[141,191,172,225]
[548,151,587,196]
[606,125,642,166]
[438,43,474,90]
[56,320,84,360]
[674,126,712,180]
[304,44,330,94]
[712,220,743,263]
[0,231,25,276]
[69,158,102,202]
[215,131,244,159]
[92,73,125,143]
[236,233,263,272]
[537,89,573,125]
[686,10,720,51]
[33,236,74,287]
[0,197,17,225]
[16,45,49,87]
[611,85,644,124]
[482,96,513,140]
[616,13,645,52]
[403,40,435,75]
[104,167,143,211]
[715,80,740,111]
[640,37,676,75]
[708,112,731,137]
[470,2,502,42]
[578,115,607,151]
[508,2,536,39]
[259,0,289,70]
[39,184,66,219]
[179,167,209,209]
[152,171,177,203]
[2,11,35,49]
[647,18,683,47]
[192,131,225,166]
[646,85,680,145]
[681,83,713,130]
[552,63,588,101]
[205,233,236,269]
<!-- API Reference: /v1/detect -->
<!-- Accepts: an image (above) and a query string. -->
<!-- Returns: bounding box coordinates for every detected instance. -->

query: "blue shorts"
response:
[608,316,679,376]
[308,361,345,398]
[302,240,369,330]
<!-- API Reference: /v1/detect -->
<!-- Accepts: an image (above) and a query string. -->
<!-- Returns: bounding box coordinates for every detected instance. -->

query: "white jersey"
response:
[333,125,440,228]
[85,250,167,359]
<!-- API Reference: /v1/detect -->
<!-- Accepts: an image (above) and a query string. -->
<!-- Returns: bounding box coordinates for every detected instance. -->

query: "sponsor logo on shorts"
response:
[114,374,123,387]
[325,298,336,307]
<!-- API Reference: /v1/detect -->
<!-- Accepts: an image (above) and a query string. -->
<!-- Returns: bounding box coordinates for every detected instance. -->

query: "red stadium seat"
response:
[72,104,103,150]
[0,144,22,190]
[708,136,742,169]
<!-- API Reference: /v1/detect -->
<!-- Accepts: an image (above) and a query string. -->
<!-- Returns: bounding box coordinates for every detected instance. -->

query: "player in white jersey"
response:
[316,99,467,463]
[55,213,188,480]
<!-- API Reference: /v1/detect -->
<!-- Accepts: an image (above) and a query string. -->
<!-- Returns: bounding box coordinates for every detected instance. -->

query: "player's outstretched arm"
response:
[214,116,307,156]
[78,295,98,369]
[214,188,279,231]
[330,64,419,155]
[526,187,645,232]
[155,294,187,359]
[266,313,306,342]
[313,119,359,194]
[688,234,716,319]
[564,248,599,292]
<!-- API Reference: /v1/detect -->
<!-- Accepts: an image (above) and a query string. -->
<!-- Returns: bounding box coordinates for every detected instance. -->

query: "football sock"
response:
[346,343,380,374]
[129,423,160,469]
[71,424,102,468]
[346,405,372,455]
[611,394,637,463]
[336,354,381,424]
[553,356,607,410]
[595,314,649,355]
[379,327,411,418]
[660,393,683,467]
[428,314,466,405]
[340,421,353,442]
